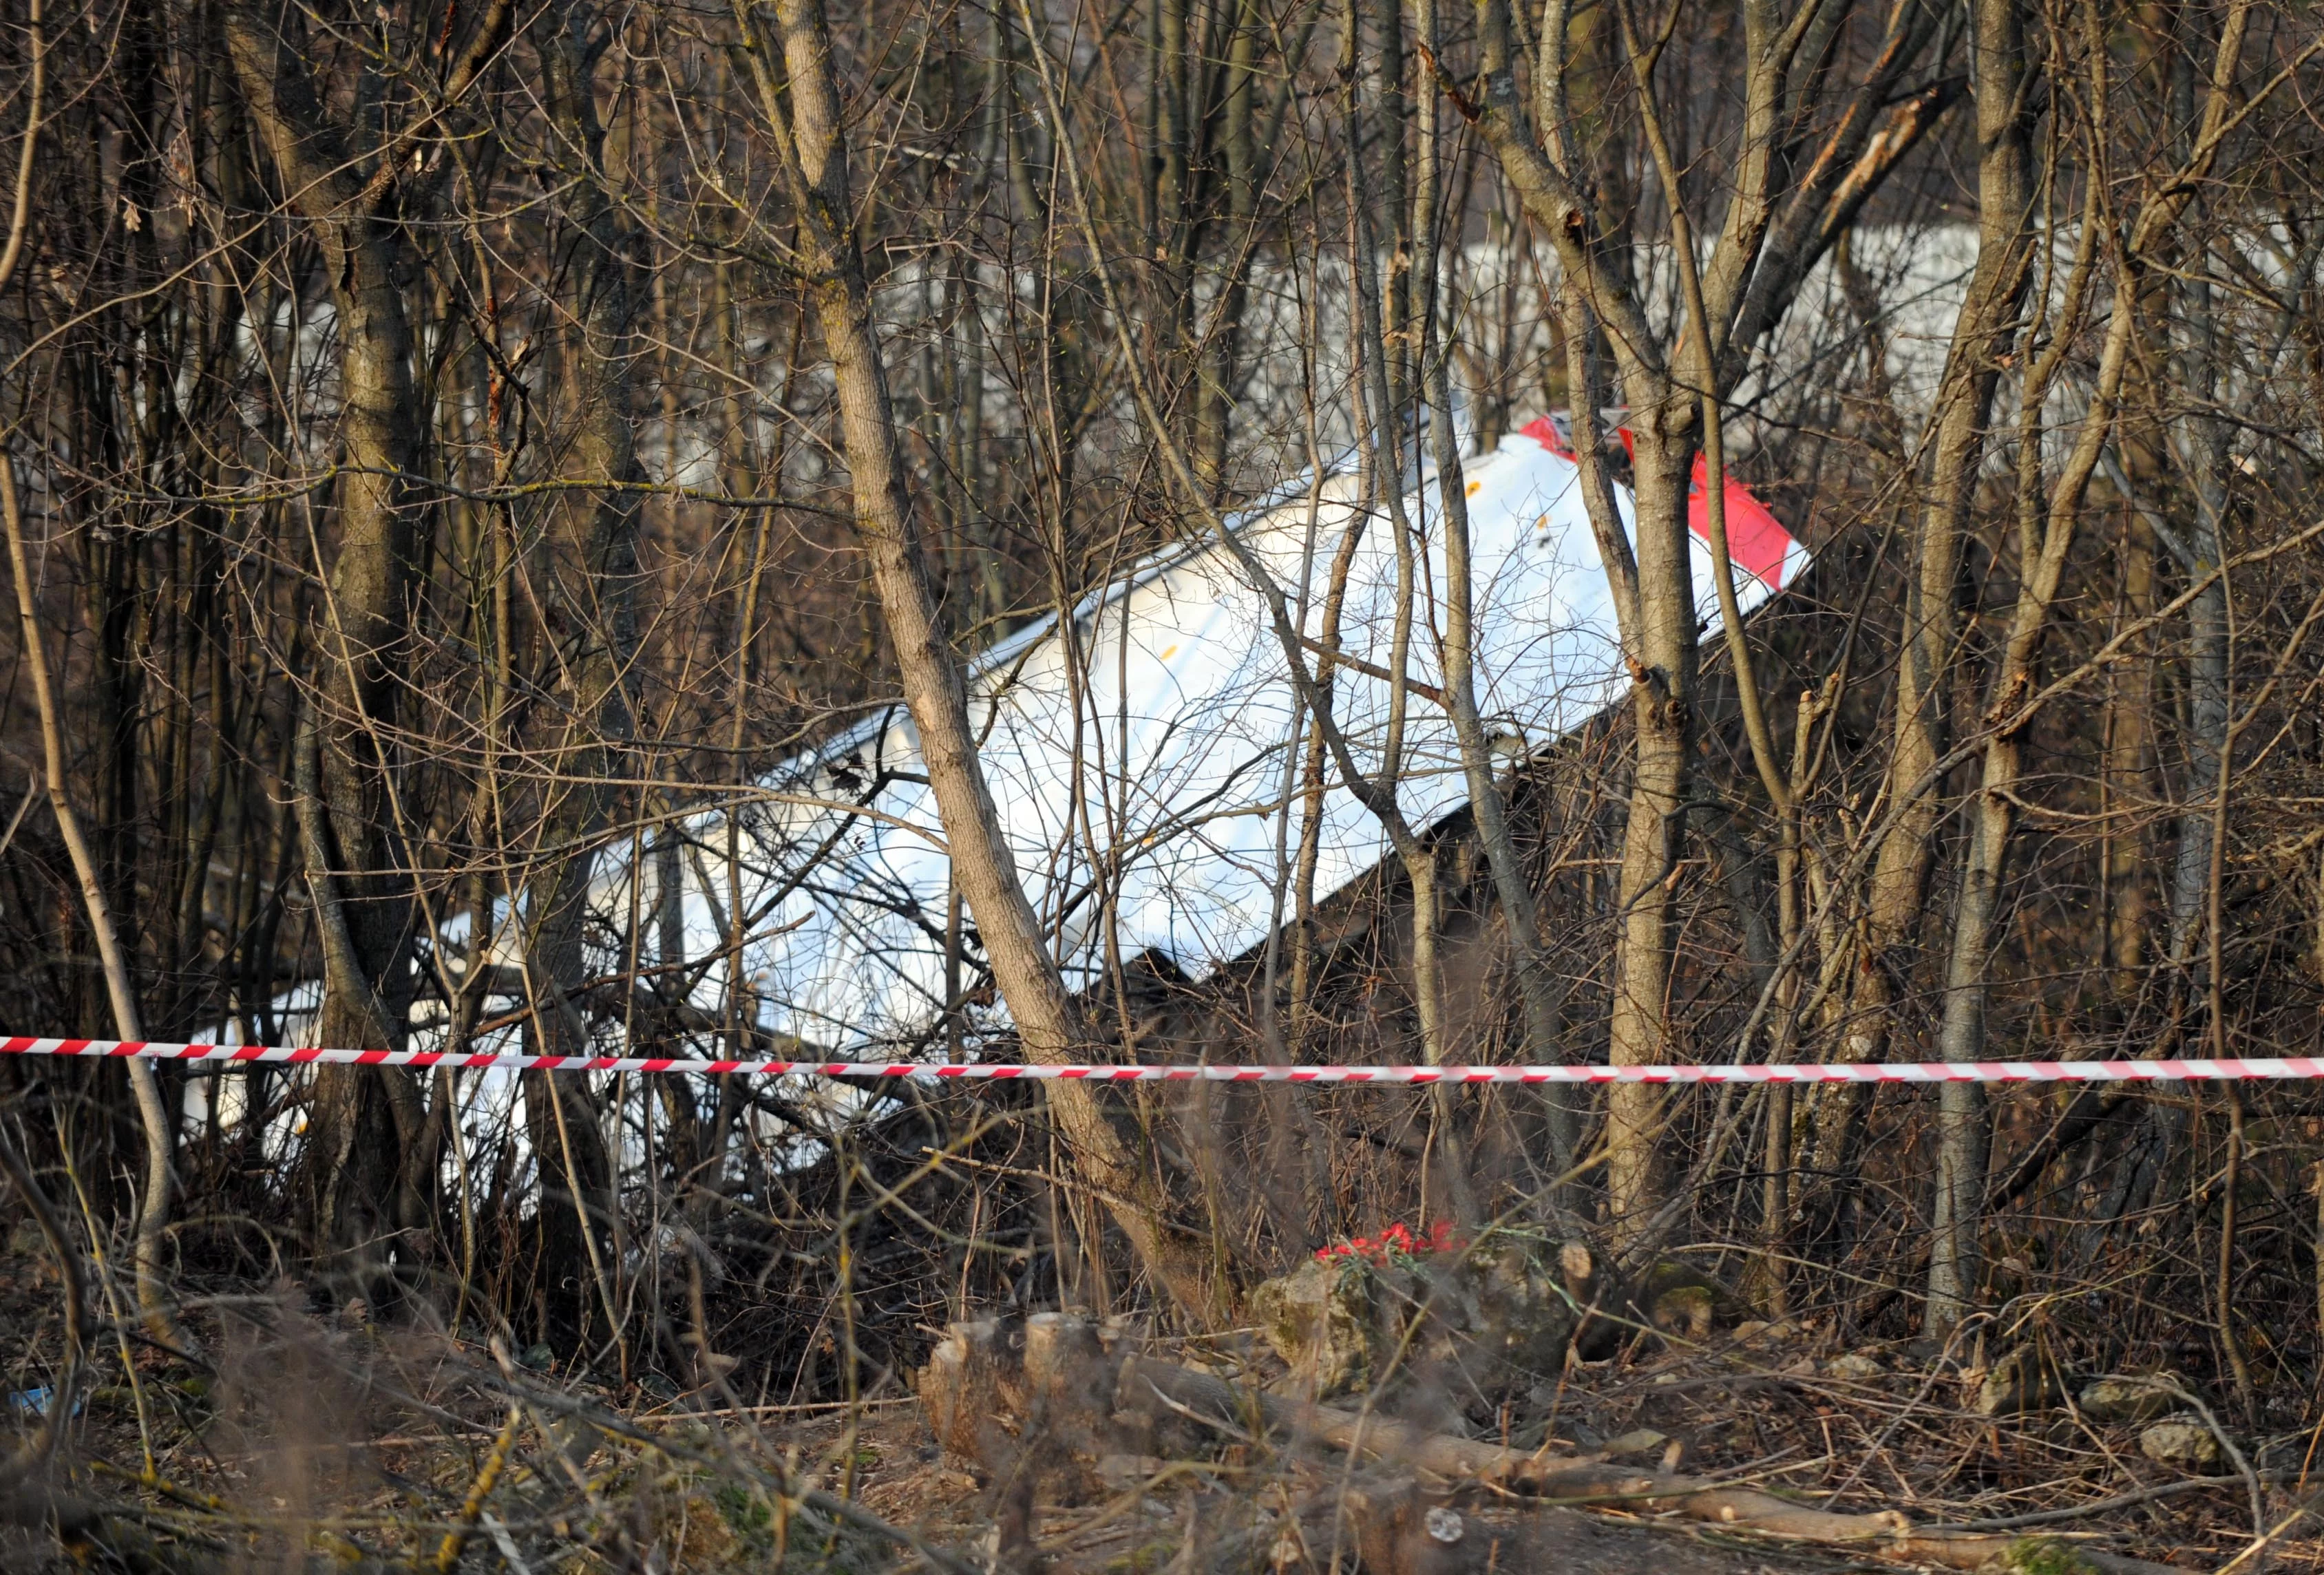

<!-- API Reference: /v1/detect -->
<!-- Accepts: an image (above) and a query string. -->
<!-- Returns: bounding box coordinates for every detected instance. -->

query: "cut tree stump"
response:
[920,1317,1026,1461]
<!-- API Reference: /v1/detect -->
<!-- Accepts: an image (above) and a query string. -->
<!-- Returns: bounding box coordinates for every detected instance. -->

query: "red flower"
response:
[1316,1220,1470,1267]
[1424,1219,1467,1254]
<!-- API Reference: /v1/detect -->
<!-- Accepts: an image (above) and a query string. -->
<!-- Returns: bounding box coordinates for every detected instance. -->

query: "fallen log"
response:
[1114,1352,1609,1492]
[918,1318,2197,1575]
[1116,1354,2195,1575]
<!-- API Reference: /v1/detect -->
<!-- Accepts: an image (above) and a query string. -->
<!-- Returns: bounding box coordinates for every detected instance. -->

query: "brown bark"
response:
[508,3,647,1352]
[737,0,1225,1325]
[1413,0,1577,1180]
[1194,0,1264,489]
[0,5,181,1347]
[1923,0,2255,1334]
[3,462,182,1349]
[222,1,509,1262]
[1342,42,1469,1213]
[1459,0,1949,1240]
[2103,515,2156,994]
[1804,0,2038,1196]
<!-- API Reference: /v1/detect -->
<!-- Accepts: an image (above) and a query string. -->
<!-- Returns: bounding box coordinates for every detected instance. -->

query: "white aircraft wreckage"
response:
[200,419,1806,1171]
[690,418,1807,1057]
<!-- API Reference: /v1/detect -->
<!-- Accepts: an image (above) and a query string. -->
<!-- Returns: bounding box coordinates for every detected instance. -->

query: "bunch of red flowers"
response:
[1313,1219,1466,1266]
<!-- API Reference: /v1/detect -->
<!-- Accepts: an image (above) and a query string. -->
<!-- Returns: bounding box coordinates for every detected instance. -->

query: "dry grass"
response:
[5,1220,2311,1575]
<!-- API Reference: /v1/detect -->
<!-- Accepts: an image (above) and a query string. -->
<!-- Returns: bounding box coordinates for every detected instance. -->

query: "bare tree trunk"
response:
[2163,325,2232,972]
[1196,0,1263,490]
[3,463,182,1349]
[1923,0,2251,1335]
[0,7,181,1347]
[1927,262,2128,1328]
[511,2,648,1356]
[1598,435,1698,1236]
[224,1,509,1266]
[2103,514,2156,995]
[1808,0,2036,1190]
[1412,0,1577,1182]
[740,0,1225,1324]
[1925,180,2111,1329]
[1463,0,1945,1242]
[1334,6,1481,1216]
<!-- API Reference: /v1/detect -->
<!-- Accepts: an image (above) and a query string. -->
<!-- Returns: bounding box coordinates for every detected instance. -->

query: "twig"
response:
[434,1402,521,1572]
[469,1364,986,1575]
[0,1122,83,1473]
[1923,1475,2265,1532]
[2212,1488,2324,1575]
[2153,1382,2265,1539]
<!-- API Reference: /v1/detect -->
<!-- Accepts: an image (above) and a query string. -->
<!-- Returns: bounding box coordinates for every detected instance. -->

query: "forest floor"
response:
[1,1224,2308,1575]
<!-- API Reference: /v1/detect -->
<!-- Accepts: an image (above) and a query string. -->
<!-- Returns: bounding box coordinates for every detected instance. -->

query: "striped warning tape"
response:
[0,1037,2318,1084]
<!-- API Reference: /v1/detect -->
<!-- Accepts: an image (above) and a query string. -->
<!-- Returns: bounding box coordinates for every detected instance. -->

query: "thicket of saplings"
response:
[3,0,2324,1565]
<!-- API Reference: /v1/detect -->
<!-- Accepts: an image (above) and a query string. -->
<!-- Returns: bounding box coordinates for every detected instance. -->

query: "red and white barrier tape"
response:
[1,1037,2319,1084]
